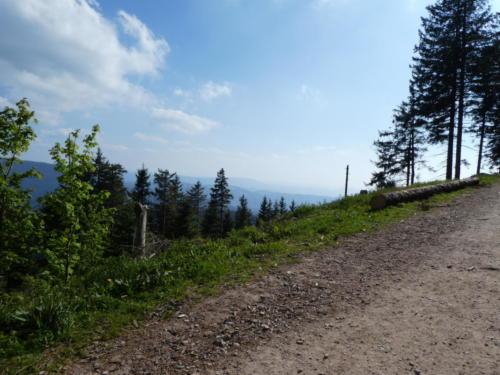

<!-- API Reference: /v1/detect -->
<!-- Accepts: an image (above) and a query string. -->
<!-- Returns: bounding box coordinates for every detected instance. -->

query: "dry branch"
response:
[370,177,480,210]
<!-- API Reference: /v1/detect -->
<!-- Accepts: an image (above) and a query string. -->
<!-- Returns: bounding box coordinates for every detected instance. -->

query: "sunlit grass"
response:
[1,174,498,374]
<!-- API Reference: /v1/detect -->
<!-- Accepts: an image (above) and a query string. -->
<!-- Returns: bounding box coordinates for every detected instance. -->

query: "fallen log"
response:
[370,177,480,210]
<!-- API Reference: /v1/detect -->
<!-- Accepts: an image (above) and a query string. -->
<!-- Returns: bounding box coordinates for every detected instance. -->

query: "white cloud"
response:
[0,0,168,124]
[103,143,129,151]
[41,127,74,137]
[173,88,191,98]
[0,96,13,108]
[152,108,220,134]
[199,81,232,101]
[133,132,169,144]
[298,84,327,106]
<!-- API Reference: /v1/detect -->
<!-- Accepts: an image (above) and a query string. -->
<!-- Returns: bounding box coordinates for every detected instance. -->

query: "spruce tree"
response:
[202,169,233,238]
[131,165,151,205]
[88,148,127,207]
[153,170,183,238]
[272,200,280,218]
[369,129,400,188]
[392,86,427,186]
[235,195,253,229]
[278,196,287,215]
[289,200,296,213]
[257,196,272,224]
[185,181,206,235]
[469,22,499,173]
[412,0,493,179]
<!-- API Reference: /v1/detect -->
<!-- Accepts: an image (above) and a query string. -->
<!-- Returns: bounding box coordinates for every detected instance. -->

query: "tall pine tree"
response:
[469,19,499,173]
[412,0,493,179]
[131,165,151,205]
[202,169,233,238]
[235,195,253,229]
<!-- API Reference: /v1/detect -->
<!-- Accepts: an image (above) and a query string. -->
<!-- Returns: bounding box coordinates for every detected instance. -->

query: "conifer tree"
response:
[185,181,206,235]
[272,200,280,218]
[369,129,399,188]
[202,169,233,238]
[175,195,197,238]
[235,195,253,229]
[278,196,287,215]
[88,148,127,207]
[258,196,272,224]
[469,23,499,173]
[412,0,493,179]
[153,170,183,238]
[131,165,151,205]
[289,200,296,213]
[392,86,427,186]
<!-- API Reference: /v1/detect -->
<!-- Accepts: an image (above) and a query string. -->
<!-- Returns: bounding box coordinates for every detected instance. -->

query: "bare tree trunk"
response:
[476,115,486,175]
[133,202,148,257]
[447,81,457,180]
[455,67,466,180]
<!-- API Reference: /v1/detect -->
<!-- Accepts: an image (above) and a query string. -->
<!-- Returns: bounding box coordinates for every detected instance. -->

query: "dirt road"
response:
[69,183,500,375]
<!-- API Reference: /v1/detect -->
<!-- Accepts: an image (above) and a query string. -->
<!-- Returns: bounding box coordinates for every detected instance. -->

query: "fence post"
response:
[344,164,349,198]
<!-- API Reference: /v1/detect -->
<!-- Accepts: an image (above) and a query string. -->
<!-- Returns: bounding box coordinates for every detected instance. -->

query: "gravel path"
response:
[68,183,500,375]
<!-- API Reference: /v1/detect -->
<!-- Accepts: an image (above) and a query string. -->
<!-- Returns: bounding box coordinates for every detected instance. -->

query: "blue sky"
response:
[1,0,498,195]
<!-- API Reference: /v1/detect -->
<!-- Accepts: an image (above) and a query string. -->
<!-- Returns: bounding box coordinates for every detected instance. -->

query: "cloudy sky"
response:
[1,0,498,195]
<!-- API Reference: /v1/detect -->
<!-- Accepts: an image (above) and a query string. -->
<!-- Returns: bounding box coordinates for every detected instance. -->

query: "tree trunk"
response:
[410,132,416,185]
[455,3,468,180]
[370,177,479,210]
[476,114,486,175]
[455,68,466,180]
[133,202,147,257]
[447,81,457,180]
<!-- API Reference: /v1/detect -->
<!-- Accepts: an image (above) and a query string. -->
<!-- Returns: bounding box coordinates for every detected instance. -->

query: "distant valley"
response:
[15,160,337,212]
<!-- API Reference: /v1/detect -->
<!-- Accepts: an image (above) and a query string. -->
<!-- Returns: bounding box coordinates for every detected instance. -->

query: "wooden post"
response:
[344,164,349,198]
[133,202,148,257]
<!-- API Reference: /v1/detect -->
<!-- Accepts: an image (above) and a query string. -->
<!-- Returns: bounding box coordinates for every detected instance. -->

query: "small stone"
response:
[296,339,304,345]
[414,370,422,375]
[447,265,452,269]
[213,338,226,347]
[132,320,139,328]
[323,353,329,359]
[261,324,270,331]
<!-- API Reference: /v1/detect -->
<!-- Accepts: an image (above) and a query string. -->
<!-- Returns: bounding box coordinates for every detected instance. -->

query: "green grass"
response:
[1,174,499,374]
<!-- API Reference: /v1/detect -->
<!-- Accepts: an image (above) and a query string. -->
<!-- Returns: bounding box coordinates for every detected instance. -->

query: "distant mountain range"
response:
[14,160,337,212]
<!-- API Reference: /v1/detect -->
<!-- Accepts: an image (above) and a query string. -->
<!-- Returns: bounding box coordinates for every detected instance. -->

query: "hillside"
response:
[66,178,500,375]
[14,160,336,211]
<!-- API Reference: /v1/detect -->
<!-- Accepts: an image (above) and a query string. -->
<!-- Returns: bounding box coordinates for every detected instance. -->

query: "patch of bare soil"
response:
[67,183,500,375]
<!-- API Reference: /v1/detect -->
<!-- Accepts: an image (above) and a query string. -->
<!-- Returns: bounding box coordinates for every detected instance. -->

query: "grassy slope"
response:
[2,174,499,374]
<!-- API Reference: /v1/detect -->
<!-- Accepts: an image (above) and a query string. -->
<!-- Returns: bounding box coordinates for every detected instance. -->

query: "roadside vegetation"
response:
[1,99,497,373]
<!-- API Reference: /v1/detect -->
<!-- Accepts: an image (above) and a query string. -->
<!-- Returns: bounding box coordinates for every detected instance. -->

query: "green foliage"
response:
[87,148,128,208]
[153,170,183,238]
[131,166,151,205]
[3,175,495,373]
[0,99,43,288]
[203,169,233,238]
[40,126,112,282]
[257,196,273,224]
[235,195,253,229]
